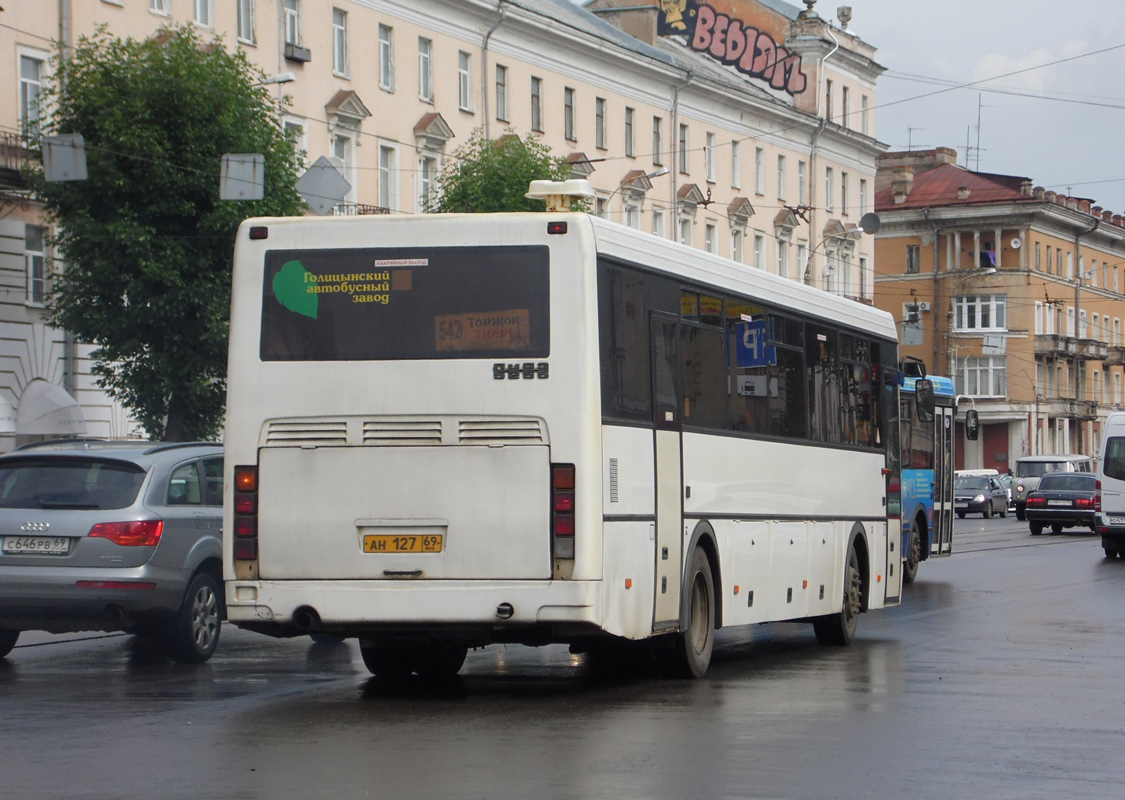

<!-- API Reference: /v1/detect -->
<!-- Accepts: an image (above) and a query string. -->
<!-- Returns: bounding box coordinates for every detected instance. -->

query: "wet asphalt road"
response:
[2,517,1123,800]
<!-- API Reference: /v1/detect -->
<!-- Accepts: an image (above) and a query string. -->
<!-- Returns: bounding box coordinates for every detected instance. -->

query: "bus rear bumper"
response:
[225,579,616,641]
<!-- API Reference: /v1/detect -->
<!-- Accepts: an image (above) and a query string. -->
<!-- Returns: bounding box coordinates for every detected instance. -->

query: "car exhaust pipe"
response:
[292,606,320,631]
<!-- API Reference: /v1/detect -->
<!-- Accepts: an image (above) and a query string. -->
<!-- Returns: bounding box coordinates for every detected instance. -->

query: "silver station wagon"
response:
[0,441,223,663]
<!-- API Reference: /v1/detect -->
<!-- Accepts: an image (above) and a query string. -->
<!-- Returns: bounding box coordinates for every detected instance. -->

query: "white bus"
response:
[223,200,905,678]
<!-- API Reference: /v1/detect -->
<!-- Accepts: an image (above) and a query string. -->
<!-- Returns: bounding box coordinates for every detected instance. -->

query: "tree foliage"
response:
[26,25,304,441]
[429,128,582,213]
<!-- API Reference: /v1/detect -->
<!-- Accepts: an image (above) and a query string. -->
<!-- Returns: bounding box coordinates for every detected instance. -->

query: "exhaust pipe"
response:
[292,606,320,631]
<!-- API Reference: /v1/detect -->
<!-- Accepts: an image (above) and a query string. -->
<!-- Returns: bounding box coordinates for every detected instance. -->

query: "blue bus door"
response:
[932,405,955,555]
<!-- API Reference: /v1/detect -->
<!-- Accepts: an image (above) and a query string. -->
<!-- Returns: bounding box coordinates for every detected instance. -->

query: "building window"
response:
[592,97,605,149]
[678,217,692,246]
[283,0,300,45]
[777,154,786,200]
[797,241,808,280]
[151,0,170,15]
[652,207,665,238]
[237,0,256,44]
[624,107,635,157]
[705,222,717,254]
[530,77,542,132]
[25,225,47,305]
[777,240,789,278]
[825,78,833,121]
[841,86,850,128]
[495,64,508,121]
[19,53,46,136]
[418,38,433,102]
[906,244,920,273]
[624,203,640,230]
[379,145,397,211]
[379,25,395,91]
[861,95,869,135]
[754,147,764,194]
[954,294,1008,331]
[458,52,473,112]
[825,167,834,211]
[194,0,213,28]
[564,89,577,141]
[798,160,807,205]
[283,116,308,167]
[678,124,689,175]
[418,155,437,211]
[859,178,868,216]
[731,229,744,262]
[841,171,849,214]
[652,117,664,166]
[730,140,741,188]
[704,133,716,182]
[859,256,869,300]
[333,133,355,203]
[332,8,348,76]
[956,356,1007,398]
[753,234,765,269]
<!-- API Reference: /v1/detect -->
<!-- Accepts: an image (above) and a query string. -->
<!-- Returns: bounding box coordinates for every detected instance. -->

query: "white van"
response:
[1096,413,1125,558]
[1012,454,1095,520]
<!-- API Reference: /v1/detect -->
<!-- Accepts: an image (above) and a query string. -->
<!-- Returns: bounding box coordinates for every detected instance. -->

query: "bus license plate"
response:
[363,534,443,554]
[3,536,70,555]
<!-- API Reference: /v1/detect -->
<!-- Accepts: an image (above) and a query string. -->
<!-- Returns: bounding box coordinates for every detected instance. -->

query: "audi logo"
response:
[20,521,51,533]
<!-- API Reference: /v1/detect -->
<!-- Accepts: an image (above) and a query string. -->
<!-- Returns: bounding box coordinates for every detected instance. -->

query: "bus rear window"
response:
[260,245,549,361]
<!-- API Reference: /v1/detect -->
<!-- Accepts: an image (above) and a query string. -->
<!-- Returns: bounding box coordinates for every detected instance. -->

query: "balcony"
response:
[1106,345,1125,365]
[1035,334,1108,360]
[0,131,33,191]
[1038,396,1099,420]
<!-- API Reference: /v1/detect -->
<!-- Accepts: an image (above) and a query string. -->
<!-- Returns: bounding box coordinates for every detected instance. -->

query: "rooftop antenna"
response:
[907,127,924,150]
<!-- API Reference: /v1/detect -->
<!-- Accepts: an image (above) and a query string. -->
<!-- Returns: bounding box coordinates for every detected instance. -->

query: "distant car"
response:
[998,473,1014,507]
[1025,471,1098,535]
[1011,454,1095,520]
[954,474,1009,518]
[0,440,224,662]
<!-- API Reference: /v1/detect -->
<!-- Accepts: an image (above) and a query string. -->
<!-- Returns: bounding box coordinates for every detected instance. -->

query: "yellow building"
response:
[874,148,1125,470]
[1,0,883,444]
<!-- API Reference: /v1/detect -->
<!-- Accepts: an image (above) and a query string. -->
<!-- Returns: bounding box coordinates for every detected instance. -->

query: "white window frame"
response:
[18,48,49,137]
[652,207,665,238]
[458,51,473,112]
[595,97,606,149]
[777,239,789,278]
[731,229,744,262]
[652,117,664,167]
[283,0,300,46]
[564,88,577,142]
[777,154,786,200]
[25,224,47,306]
[417,154,438,212]
[624,202,641,230]
[841,86,850,129]
[678,124,689,175]
[730,140,741,189]
[194,0,214,28]
[678,216,692,246]
[704,132,716,183]
[332,8,349,77]
[624,107,635,158]
[798,160,807,205]
[753,233,765,269]
[861,95,869,135]
[954,294,1008,332]
[283,116,308,168]
[754,147,764,194]
[418,38,434,103]
[333,133,357,204]
[859,178,868,216]
[956,356,1008,398]
[704,221,717,254]
[151,0,171,16]
[237,0,256,45]
[797,241,808,281]
[378,144,398,211]
[530,77,542,132]
[825,167,834,212]
[841,171,849,215]
[495,64,508,122]
[379,25,395,92]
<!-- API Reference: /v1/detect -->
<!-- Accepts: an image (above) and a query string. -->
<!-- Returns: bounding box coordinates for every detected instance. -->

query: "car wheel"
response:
[903,525,921,585]
[814,544,862,646]
[1016,507,1026,521]
[957,511,966,519]
[1029,523,1043,535]
[163,572,222,664]
[1051,523,1063,534]
[1105,548,1120,559]
[983,504,993,519]
[1000,503,1008,518]
[0,629,19,658]
[654,547,715,678]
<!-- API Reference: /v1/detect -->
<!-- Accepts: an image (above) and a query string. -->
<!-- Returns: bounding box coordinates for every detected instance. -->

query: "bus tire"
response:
[903,525,921,584]
[359,642,416,677]
[415,644,468,679]
[0,628,18,658]
[163,571,222,664]
[656,548,714,679]
[813,545,861,646]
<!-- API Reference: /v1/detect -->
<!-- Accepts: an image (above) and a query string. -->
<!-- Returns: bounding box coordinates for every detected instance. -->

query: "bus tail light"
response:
[552,463,575,559]
[234,465,259,563]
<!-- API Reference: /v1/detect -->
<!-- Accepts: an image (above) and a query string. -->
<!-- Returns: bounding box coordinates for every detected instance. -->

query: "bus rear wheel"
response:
[903,526,921,584]
[655,548,714,679]
[359,641,467,678]
[813,545,861,646]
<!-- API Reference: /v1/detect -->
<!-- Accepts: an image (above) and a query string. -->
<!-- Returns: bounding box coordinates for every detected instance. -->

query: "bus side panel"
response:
[807,521,837,616]
[600,522,655,639]
[601,426,656,517]
[768,522,810,619]
[723,521,772,626]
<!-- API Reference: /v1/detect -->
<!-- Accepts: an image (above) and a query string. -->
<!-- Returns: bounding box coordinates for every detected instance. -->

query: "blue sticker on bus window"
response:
[735,321,776,368]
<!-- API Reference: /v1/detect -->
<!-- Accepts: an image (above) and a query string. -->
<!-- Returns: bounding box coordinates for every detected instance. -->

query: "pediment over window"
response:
[619,169,655,199]
[773,208,799,240]
[727,196,754,228]
[677,182,705,207]
[821,218,845,240]
[414,112,455,152]
[325,90,371,134]
[567,152,595,178]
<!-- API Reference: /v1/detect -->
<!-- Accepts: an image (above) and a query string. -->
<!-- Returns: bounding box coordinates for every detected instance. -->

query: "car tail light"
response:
[1076,497,1096,509]
[1096,480,1102,512]
[76,580,156,590]
[552,463,575,559]
[1026,496,1046,508]
[234,465,259,563]
[88,520,164,547]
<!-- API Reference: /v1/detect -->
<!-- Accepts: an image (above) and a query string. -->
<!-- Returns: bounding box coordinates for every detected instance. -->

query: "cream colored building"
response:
[0,0,884,444]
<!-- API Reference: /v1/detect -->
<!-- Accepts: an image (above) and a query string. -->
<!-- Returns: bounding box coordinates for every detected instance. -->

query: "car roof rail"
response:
[12,437,115,451]
[142,441,222,455]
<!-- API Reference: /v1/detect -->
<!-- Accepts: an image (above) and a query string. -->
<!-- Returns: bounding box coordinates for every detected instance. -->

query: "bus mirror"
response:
[916,379,935,422]
[965,409,980,441]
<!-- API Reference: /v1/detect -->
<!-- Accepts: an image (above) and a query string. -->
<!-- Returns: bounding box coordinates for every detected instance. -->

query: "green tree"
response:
[26,25,304,441]
[429,128,582,213]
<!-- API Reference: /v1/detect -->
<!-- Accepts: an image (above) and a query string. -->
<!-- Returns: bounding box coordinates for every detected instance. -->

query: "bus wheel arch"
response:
[685,522,722,630]
[813,523,868,646]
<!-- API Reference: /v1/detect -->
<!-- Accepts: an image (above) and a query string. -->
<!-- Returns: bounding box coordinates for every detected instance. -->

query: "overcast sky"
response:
[847,0,1125,212]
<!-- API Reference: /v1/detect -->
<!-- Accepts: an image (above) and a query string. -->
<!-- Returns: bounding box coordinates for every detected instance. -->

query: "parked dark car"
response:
[0,440,223,662]
[954,474,1009,518]
[1025,471,1098,535]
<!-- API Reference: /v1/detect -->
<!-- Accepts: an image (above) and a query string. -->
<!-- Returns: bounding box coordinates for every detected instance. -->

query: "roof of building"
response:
[874,163,1035,211]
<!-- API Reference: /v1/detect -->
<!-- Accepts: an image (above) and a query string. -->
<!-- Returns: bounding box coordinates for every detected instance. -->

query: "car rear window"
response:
[0,457,147,510]
[1037,474,1095,492]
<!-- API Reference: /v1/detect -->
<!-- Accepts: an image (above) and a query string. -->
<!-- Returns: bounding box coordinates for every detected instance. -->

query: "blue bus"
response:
[898,360,956,583]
